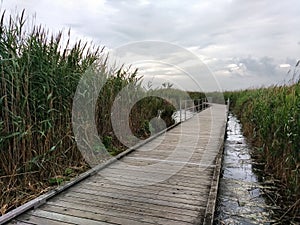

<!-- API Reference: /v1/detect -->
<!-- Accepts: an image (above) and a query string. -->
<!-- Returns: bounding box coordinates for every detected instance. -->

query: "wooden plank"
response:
[99,166,213,180]
[118,156,215,166]
[94,170,213,186]
[106,161,213,174]
[84,177,210,193]
[26,210,112,225]
[75,181,208,200]
[129,148,207,156]
[66,188,206,210]
[43,201,195,225]
[110,157,215,169]
[49,195,201,220]
[6,221,34,225]
[66,184,208,206]
[102,166,212,179]
[57,192,201,217]
[13,214,74,225]
[61,191,204,214]
[92,175,211,189]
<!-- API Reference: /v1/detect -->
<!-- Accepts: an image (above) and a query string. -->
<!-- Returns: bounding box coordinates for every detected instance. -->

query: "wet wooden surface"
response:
[8,104,227,225]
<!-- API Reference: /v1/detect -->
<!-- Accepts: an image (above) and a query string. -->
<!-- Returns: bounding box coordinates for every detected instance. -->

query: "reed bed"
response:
[0,11,177,214]
[225,63,300,220]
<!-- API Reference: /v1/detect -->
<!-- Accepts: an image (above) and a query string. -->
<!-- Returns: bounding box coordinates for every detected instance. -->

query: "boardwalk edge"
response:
[202,105,229,225]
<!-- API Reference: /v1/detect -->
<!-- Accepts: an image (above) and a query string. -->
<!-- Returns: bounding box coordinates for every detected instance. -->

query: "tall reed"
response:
[0,10,179,214]
[0,10,105,213]
[225,64,300,216]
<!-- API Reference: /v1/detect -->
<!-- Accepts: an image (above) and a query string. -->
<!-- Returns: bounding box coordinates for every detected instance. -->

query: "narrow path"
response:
[7,104,227,225]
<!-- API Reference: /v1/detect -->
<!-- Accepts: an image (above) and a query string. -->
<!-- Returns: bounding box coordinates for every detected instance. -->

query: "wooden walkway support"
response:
[5,104,227,225]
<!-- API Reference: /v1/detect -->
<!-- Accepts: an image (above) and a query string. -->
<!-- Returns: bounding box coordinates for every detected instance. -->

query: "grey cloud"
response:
[284,58,298,67]
[238,56,276,76]
[2,0,300,90]
[208,55,298,80]
[65,23,82,29]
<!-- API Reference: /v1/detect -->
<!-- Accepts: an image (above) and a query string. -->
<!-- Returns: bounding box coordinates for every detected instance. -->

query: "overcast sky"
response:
[1,0,299,91]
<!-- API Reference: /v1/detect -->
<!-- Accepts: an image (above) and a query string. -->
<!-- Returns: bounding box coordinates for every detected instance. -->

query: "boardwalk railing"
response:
[175,98,209,122]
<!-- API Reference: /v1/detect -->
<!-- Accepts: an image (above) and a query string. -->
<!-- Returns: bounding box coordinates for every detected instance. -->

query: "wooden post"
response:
[184,100,187,121]
[179,99,182,122]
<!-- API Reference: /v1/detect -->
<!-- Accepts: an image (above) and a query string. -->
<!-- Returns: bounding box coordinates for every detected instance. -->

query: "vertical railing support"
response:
[178,98,209,123]
[179,99,182,122]
[184,100,187,121]
[227,98,230,111]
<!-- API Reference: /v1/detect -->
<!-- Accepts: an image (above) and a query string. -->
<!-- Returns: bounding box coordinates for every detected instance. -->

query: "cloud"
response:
[202,54,298,90]
[279,64,291,68]
[1,0,300,90]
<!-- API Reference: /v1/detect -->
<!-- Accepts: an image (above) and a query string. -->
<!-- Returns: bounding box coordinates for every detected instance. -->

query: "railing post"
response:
[227,98,230,111]
[193,100,195,113]
[184,100,187,121]
[179,99,182,122]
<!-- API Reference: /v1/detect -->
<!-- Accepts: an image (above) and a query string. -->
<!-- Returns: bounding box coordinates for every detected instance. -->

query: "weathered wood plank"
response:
[56,193,201,217]
[98,166,213,180]
[114,156,214,167]
[106,160,213,173]
[95,170,213,186]
[44,201,195,225]
[66,188,205,210]
[75,181,208,200]
[84,177,210,192]
[13,214,73,225]
[7,221,34,225]
[26,209,112,225]
[49,195,202,220]
[66,185,208,207]
[110,158,215,169]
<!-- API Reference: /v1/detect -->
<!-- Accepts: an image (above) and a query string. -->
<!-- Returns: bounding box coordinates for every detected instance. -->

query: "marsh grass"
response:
[0,10,178,214]
[0,10,103,214]
[225,62,300,221]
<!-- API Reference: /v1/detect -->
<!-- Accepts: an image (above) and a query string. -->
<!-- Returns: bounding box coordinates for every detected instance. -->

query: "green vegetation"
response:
[225,63,300,218]
[0,11,178,214]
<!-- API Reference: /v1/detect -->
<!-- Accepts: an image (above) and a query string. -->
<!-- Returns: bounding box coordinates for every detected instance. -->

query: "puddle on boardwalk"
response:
[215,114,274,224]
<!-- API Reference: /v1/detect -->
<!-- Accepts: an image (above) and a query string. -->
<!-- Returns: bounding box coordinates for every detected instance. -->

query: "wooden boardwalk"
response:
[6,104,227,225]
